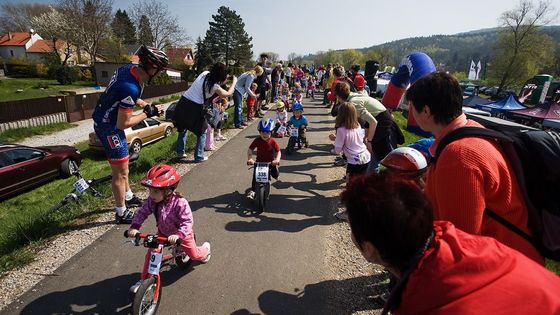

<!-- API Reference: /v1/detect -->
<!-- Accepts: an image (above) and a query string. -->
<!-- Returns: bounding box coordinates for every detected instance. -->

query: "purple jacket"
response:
[130,194,193,239]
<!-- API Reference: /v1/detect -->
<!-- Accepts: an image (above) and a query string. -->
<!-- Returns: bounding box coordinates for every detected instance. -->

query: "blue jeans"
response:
[367,154,380,173]
[176,129,207,161]
[233,90,244,127]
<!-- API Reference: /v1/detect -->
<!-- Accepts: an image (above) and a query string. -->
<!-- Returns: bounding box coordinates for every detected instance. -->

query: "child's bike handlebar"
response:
[123,230,182,247]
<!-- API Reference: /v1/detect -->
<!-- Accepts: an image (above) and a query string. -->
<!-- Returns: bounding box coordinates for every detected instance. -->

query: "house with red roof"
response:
[0,30,92,65]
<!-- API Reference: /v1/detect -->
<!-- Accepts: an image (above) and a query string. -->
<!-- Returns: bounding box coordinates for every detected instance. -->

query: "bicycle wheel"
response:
[265,182,271,201]
[256,184,265,213]
[133,277,160,315]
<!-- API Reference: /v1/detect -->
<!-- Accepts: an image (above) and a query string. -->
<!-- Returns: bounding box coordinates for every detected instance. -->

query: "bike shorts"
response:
[94,126,129,165]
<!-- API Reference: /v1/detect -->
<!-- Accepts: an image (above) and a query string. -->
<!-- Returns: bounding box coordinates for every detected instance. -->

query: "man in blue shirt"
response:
[92,45,168,224]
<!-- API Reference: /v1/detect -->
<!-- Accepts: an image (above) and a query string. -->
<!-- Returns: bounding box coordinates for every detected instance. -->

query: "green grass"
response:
[546,260,560,275]
[0,122,77,143]
[0,127,199,273]
[392,110,426,145]
[0,78,95,102]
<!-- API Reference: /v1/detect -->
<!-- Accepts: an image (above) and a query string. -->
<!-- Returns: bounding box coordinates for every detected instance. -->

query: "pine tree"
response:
[194,36,214,73]
[204,6,253,66]
[111,9,136,44]
[137,14,154,46]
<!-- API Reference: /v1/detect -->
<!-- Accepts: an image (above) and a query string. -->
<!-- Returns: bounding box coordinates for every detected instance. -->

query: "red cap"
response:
[354,75,366,90]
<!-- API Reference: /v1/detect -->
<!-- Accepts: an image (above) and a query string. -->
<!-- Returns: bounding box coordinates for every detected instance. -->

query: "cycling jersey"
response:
[92,64,142,128]
[92,64,142,164]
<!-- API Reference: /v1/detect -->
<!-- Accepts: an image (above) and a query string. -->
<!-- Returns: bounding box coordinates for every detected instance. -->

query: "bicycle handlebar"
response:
[123,230,182,246]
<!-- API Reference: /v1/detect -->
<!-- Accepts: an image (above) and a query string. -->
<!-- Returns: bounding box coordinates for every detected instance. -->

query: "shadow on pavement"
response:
[237,274,388,315]
[19,264,197,314]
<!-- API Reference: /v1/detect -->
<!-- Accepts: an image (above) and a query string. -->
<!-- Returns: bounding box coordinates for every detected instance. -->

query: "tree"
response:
[0,2,51,34]
[58,0,113,66]
[194,36,214,73]
[364,47,394,69]
[31,7,75,66]
[130,0,187,50]
[204,6,253,66]
[490,0,557,91]
[259,52,279,63]
[340,49,364,69]
[111,9,136,44]
[137,14,154,46]
[287,52,300,63]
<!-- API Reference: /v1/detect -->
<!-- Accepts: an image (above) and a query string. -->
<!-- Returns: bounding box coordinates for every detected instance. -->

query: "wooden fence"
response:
[0,81,189,125]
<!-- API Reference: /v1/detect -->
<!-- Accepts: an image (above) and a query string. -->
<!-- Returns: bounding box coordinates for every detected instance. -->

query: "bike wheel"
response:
[133,277,161,315]
[256,184,265,213]
[265,182,270,201]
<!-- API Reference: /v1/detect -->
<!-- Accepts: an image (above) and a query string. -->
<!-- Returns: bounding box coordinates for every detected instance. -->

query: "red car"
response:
[0,144,82,199]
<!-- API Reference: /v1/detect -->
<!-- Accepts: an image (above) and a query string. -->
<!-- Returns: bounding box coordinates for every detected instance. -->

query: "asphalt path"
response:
[3,97,345,315]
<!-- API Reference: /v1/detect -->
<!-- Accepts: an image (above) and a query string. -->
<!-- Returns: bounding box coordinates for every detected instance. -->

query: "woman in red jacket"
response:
[341,173,560,315]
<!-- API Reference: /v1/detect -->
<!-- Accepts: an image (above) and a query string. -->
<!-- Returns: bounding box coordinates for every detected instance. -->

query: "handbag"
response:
[202,76,222,129]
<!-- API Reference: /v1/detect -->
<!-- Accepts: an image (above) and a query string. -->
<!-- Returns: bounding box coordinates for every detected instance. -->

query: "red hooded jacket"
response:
[395,221,560,315]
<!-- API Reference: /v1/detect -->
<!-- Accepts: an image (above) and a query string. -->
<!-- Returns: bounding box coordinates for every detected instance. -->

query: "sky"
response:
[17,0,560,59]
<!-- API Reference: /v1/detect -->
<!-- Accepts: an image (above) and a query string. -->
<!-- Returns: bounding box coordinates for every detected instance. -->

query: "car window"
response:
[146,118,160,127]
[131,120,147,131]
[0,152,13,168]
[4,148,43,164]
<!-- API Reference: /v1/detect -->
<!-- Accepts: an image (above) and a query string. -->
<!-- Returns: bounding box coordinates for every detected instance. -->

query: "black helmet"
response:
[136,45,169,71]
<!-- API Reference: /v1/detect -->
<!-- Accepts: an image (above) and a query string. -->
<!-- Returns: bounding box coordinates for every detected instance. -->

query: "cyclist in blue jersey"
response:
[92,45,168,224]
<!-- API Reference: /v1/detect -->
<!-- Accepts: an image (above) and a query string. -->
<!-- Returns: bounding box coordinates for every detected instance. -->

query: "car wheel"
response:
[164,127,172,138]
[60,159,78,178]
[130,140,142,154]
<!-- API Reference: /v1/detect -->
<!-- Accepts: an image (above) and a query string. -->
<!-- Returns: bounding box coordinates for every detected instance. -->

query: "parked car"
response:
[89,118,174,154]
[0,144,82,199]
[484,86,499,97]
[165,101,178,121]
[463,85,478,96]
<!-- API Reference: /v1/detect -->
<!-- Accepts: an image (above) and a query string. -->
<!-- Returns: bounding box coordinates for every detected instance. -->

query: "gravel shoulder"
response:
[0,102,388,313]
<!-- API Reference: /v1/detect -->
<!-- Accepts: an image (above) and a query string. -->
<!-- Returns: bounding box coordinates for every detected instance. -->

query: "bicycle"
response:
[285,126,307,155]
[124,230,193,315]
[46,153,140,216]
[248,162,272,213]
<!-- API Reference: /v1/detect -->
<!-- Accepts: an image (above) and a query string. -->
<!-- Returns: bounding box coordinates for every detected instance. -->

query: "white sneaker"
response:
[246,190,255,200]
[201,242,211,263]
[129,279,143,293]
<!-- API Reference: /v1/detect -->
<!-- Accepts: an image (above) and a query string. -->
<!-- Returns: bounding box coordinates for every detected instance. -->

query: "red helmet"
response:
[141,164,181,189]
[380,147,427,178]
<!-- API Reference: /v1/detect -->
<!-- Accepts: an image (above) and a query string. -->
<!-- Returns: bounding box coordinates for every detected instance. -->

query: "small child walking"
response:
[215,97,229,141]
[246,83,258,121]
[127,164,211,293]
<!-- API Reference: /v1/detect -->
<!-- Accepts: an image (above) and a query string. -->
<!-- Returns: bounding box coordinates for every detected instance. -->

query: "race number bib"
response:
[289,127,299,137]
[255,164,269,183]
[277,125,287,134]
[148,251,163,275]
[73,178,89,194]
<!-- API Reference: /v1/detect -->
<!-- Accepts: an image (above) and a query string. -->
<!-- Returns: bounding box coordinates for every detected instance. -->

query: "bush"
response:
[149,73,172,86]
[35,64,49,78]
[54,66,80,85]
[8,65,37,78]
[81,69,93,81]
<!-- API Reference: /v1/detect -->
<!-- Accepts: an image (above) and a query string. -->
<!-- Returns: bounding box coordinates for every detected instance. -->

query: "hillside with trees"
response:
[299,25,559,75]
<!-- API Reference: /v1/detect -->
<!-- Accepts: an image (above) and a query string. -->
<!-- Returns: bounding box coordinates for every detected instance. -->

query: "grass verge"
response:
[0,106,237,274]
[0,122,77,144]
[0,78,95,102]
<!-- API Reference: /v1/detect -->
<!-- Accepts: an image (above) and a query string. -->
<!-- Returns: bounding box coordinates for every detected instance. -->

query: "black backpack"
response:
[435,127,560,260]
